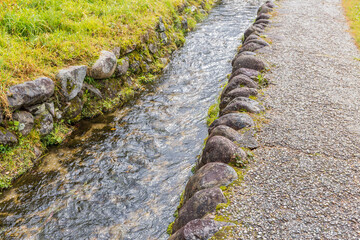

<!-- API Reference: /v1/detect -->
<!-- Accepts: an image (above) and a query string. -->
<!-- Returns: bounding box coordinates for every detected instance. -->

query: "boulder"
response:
[25,103,47,116]
[233,55,266,72]
[208,125,259,149]
[222,75,258,97]
[257,5,273,15]
[172,188,227,232]
[256,13,271,21]
[37,111,54,136]
[56,65,87,101]
[62,96,83,122]
[0,127,18,146]
[238,42,265,53]
[199,136,246,168]
[220,97,265,115]
[184,162,237,203]
[255,19,271,25]
[12,111,34,136]
[7,77,54,110]
[209,113,254,132]
[243,25,262,40]
[169,219,232,240]
[115,57,129,77]
[229,68,260,82]
[89,51,117,80]
[220,88,258,109]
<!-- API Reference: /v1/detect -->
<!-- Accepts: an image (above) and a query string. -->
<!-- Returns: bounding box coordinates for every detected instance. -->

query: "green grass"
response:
[0,0,212,111]
[207,100,220,126]
[343,0,360,47]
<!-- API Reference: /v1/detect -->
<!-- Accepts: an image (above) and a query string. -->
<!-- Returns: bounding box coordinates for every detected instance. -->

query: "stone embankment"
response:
[168,1,275,239]
[0,0,217,189]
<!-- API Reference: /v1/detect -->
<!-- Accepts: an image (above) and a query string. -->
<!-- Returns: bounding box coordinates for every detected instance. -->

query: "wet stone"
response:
[199,136,246,168]
[233,55,267,72]
[256,13,271,21]
[169,219,232,240]
[239,42,265,53]
[209,125,259,149]
[172,188,227,233]
[229,68,260,81]
[220,87,258,109]
[0,127,18,146]
[13,111,34,136]
[209,112,255,133]
[184,162,238,203]
[57,65,87,101]
[220,97,265,115]
[116,57,129,77]
[7,77,54,110]
[222,75,258,97]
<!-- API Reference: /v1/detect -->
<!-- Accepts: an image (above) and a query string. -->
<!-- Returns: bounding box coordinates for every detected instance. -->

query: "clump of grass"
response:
[207,100,220,126]
[343,0,360,47]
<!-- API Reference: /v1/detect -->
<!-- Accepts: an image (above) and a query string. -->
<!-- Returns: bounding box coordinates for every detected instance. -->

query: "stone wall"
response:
[168,1,276,239]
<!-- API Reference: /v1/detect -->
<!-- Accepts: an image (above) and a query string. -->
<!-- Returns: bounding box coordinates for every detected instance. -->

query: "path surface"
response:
[223,0,360,239]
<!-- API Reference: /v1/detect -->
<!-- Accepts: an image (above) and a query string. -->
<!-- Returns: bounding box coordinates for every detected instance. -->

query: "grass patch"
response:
[343,0,360,47]
[0,0,214,111]
[207,100,220,126]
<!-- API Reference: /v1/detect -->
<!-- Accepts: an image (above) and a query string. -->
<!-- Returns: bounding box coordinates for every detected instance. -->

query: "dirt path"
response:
[222,0,360,238]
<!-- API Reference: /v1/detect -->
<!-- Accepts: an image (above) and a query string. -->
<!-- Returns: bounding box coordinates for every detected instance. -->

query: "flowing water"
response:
[0,1,262,239]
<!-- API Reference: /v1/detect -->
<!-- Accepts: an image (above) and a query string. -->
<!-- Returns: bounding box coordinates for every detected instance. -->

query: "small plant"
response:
[256,73,268,87]
[207,101,220,126]
[233,153,247,168]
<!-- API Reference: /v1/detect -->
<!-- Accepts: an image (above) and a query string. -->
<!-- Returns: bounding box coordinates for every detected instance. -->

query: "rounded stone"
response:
[199,136,246,168]
[209,113,255,133]
[172,188,227,233]
[220,97,265,115]
[222,75,258,97]
[184,162,238,203]
[89,50,117,80]
[233,55,267,72]
[220,87,258,109]
[239,42,265,53]
[229,68,260,82]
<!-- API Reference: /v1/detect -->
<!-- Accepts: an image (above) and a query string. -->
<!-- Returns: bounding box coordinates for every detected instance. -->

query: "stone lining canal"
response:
[0,0,262,239]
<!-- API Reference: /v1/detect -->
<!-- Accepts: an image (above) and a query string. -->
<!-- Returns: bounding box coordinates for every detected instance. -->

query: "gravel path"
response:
[221,0,360,239]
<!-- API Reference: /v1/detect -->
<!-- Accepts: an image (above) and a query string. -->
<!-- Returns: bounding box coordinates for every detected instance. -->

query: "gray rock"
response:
[157,17,166,32]
[0,127,18,146]
[112,47,121,58]
[209,112,255,132]
[256,13,271,21]
[56,65,87,101]
[255,19,271,25]
[257,5,273,15]
[244,38,270,47]
[239,42,265,53]
[220,97,265,115]
[169,219,232,240]
[265,1,275,8]
[116,57,129,77]
[13,111,34,136]
[199,136,246,168]
[236,51,257,58]
[184,162,238,203]
[89,51,117,80]
[243,25,262,40]
[25,103,47,116]
[233,55,267,72]
[55,108,62,120]
[229,68,260,82]
[7,77,54,110]
[148,43,158,54]
[83,83,103,99]
[37,111,53,136]
[208,125,259,149]
[45,102,55,117]
[243,34,261,44]
[220,87,258,109]
[222,75,258,97]
[172,188,227,232]
[160,32,168,44]
[130,61,141,73]
[62,96,83,122]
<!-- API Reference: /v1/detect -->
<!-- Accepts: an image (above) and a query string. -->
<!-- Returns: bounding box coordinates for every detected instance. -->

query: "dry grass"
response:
[343,0,360,47]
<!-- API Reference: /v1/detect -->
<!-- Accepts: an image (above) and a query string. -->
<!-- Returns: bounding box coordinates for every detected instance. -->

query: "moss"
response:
[207,100,220,126]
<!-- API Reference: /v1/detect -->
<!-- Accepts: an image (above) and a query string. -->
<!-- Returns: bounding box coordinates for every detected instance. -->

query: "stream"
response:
[0,0,262,239]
